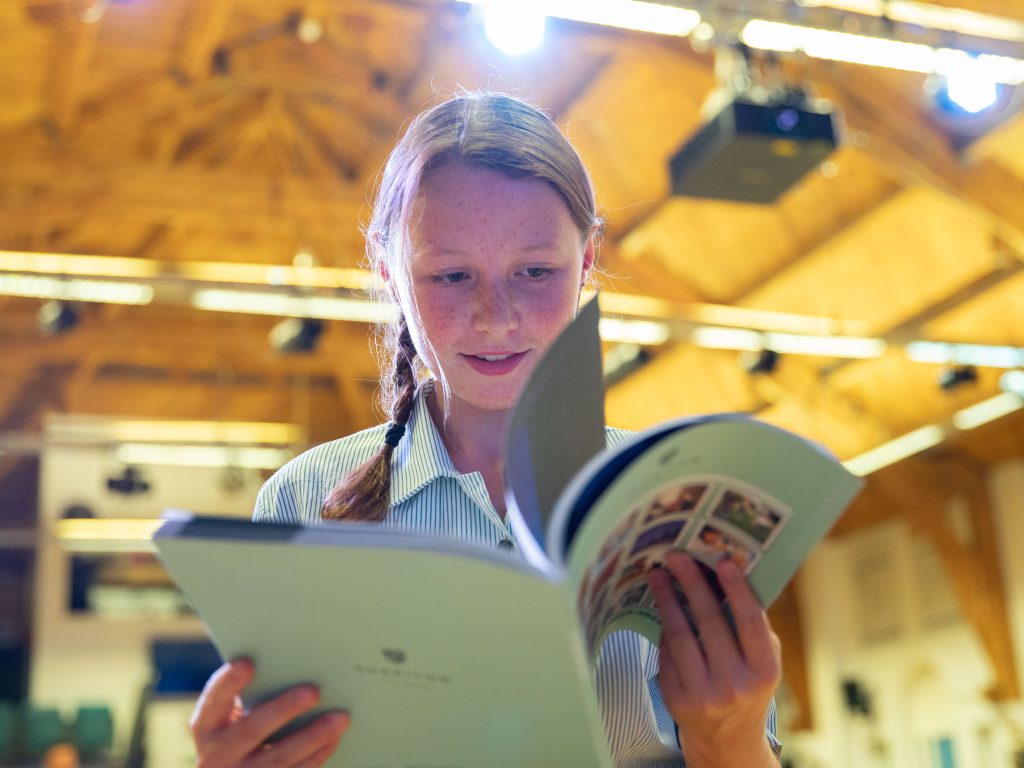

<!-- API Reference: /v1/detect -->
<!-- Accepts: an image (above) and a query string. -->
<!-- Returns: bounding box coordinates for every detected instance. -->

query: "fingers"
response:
[662,552,740,674]
[191,659,255,739]
[716,558,780,679]
[249,712,350,768]
[649,566,707,692]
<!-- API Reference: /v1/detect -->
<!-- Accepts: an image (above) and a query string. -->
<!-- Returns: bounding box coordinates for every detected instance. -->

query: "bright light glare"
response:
[740,20,1024,85]
[483,0,545,55]
[192,289,397,323]
[945,64,999,112]
[0,274,154,305]
[842,425,945,476]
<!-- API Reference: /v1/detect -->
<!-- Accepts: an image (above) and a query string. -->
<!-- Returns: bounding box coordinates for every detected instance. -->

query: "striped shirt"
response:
[254,387,780,766]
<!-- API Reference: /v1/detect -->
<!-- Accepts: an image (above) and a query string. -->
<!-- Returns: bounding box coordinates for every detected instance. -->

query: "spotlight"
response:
[106,466,151,496]
[269,317,323,353]
[482,0,545,55]
[932,57,1001,114]
[38,300,78,335]
[741,348,780,375]
[939,364,978,391]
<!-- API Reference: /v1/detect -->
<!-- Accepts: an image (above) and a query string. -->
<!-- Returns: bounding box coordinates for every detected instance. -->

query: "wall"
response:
[29,415,268,758]
[786,458,1024,768]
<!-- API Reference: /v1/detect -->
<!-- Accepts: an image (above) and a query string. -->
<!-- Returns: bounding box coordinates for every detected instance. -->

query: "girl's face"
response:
[397,162,593,414]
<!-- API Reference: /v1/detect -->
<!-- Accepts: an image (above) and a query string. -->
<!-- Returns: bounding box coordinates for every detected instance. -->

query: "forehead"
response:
[408,164,579,254]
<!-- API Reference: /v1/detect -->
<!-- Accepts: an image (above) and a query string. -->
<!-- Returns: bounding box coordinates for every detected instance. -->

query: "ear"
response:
[579,234,596,289]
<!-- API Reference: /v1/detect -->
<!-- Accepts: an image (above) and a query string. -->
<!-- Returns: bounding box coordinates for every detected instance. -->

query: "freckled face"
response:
[397,163,593,413]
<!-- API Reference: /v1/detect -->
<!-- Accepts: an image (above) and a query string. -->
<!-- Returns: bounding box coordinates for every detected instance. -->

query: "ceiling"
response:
[1,0,1023,495]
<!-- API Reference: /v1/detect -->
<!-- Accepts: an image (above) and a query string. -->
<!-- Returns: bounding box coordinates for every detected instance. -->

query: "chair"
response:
[23,705,66,758]
[73,704,114,759]
[0,701,16,760]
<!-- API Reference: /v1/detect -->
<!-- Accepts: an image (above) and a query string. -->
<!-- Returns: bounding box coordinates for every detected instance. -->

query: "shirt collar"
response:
[389,385,460,506]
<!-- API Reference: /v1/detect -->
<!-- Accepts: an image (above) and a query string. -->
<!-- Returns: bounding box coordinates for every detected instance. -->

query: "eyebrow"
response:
[416,242,564,259]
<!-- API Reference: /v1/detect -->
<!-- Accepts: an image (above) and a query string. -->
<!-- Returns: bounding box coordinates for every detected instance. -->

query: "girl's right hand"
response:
[190,659,350,768]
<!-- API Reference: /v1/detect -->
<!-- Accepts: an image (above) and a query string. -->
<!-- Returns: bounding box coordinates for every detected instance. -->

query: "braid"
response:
[321,320,420,522]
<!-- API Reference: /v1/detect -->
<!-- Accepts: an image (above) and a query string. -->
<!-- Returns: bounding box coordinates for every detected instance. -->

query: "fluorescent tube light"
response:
[842,424,945,476]
[905,341,1024,368]
[459,0,701,37]
[0,274,154,305]
[599,317,672,345]
[806,1,1024,44]
[952,392,1024,430]
[740,20,1024,84]
[691,326,886,358]
[192,289,397,323]
[56,518,162,553]
[115,443,295,469]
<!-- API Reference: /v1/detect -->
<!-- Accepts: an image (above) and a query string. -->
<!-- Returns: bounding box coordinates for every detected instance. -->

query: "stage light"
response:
[943,65,1000,113]
[482,0,545,55]
[938,364,978,391]
[269,317,323,353]
[741,348,780,375]
[37,300,78,335]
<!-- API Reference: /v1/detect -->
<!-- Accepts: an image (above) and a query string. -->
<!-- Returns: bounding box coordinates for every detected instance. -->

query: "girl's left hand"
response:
[649,551,782,768]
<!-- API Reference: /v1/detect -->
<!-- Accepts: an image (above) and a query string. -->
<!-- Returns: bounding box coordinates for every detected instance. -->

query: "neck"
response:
[426,389,507,473]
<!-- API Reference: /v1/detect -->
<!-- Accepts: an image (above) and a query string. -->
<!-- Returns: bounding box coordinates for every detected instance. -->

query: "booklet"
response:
[153,296,863,768]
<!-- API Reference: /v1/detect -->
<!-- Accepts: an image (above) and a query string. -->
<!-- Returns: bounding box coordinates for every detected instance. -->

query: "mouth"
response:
[460,350,529,376]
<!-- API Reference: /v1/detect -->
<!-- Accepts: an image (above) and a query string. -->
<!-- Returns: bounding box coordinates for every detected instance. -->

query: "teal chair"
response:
[0,701,15,761]
[23,705,66,758]
[73,704,114,759]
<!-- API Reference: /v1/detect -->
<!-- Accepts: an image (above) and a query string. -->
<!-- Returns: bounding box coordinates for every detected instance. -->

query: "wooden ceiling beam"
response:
[48,7,100,134]
[176,0,235,83]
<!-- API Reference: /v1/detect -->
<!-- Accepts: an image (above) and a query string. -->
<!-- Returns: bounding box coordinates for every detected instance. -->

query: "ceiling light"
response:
[459,0,700,38]
[0,274,153,305]
[483,0,546,55]
[599,317,671,345]
[905,341,1024,368]
[740,20,1024,85]
[1001,370,1024,396]
[269,317,324,353]
[191,289,397,323]
[943,64,1000,113]
[55,518,161,553]
[115,443,294,469]
[37,300,78,335]
[952,392,1024,430]
[842,425,946,476]
[690,326,886,359]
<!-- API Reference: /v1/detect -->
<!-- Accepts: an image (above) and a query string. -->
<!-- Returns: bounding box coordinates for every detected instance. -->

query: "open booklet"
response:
[153,296,863,768]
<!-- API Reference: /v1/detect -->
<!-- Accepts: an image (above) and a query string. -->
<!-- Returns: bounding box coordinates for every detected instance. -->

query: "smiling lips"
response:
[461,350,529,375]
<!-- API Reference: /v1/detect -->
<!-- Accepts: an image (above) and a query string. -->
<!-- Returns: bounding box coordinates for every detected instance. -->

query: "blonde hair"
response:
[322,91,601,522]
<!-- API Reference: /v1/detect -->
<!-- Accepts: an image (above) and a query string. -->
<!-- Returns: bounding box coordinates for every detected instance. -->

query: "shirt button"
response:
[496,538,514,551]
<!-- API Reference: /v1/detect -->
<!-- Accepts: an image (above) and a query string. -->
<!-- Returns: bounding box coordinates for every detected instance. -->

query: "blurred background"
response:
[1,0,1024,765]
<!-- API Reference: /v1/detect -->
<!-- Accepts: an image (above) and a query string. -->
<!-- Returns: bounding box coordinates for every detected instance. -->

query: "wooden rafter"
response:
[48,6,100,134]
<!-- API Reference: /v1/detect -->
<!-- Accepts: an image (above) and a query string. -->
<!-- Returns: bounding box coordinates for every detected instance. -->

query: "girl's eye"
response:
[522,267,553,279]
[434,272,469,284]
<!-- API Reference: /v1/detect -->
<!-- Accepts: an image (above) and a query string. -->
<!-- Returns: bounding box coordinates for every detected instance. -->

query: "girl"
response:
[189,92,782,768]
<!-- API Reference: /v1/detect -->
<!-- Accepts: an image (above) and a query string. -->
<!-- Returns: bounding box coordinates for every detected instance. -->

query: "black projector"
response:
[669,97,840,204]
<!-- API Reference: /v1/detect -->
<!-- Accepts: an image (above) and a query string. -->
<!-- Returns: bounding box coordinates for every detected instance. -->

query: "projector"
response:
[669,95,840,204]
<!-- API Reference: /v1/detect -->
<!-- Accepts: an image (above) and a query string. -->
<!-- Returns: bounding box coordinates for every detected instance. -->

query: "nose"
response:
[472,280,518,335]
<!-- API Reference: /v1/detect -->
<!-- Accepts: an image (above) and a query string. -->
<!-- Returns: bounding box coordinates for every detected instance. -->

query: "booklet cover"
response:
[153,295,863,767]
